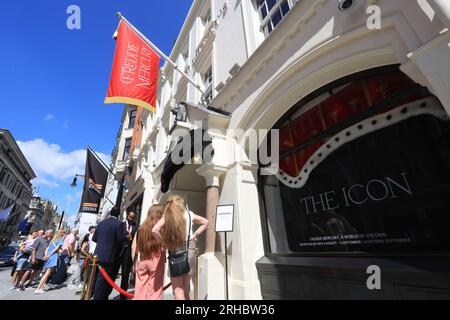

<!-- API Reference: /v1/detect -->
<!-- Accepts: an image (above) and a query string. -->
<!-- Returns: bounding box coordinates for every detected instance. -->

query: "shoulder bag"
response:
[168,210,191,277]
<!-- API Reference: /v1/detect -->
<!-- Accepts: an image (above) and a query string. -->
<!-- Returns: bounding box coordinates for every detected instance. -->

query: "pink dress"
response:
[133,249,166,300]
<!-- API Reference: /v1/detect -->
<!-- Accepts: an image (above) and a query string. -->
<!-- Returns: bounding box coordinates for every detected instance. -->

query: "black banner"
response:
[79,148,108,214]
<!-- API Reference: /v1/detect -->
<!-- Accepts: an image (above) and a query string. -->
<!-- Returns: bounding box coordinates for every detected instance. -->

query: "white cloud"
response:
[63,120,69,129]
[65,194,75,204]
[44,114,54,121]
[17,139,111,188]
[34,177,59,189]
[68,215,77,228]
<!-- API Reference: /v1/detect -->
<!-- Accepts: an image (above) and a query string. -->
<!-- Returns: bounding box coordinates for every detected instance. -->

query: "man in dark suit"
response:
[119,211,137,300]
[92,206,128,300]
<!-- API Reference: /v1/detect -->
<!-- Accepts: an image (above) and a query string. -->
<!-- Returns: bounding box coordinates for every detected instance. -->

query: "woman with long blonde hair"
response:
[131,204,165,300]
[34,229,65,294]
[152,195,208,300]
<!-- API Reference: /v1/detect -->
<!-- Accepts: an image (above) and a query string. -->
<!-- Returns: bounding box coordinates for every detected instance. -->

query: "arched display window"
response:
[258,65,450,254]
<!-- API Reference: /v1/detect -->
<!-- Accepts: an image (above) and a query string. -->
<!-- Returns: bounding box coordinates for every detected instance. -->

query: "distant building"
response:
[26,196,57,231]
[0,129,36,245]
[99,106,136,221]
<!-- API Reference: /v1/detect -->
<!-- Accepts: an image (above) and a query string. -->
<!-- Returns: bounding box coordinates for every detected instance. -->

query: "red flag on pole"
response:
[105,20,161,113]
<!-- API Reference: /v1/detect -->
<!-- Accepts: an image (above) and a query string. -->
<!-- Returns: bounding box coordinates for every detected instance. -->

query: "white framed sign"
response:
[215,204,234,232]
[78,212,98,236]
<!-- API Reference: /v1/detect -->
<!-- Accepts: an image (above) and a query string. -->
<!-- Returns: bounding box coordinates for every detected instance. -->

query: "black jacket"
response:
[93,217,128,264]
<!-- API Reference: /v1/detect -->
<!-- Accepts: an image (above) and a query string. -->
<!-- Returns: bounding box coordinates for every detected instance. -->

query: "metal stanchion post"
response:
[194,246,200,300]
[80,254,91,300]
[85,255,98,300]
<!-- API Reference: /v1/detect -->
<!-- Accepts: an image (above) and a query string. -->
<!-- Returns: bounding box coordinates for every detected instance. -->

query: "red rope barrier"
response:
[98,265,172,299]
[84,256,88,269]
[98,266,134,298]
[163,282,172,291]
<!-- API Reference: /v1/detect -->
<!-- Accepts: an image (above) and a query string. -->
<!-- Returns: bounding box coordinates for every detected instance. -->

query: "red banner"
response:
[105,20,160,113]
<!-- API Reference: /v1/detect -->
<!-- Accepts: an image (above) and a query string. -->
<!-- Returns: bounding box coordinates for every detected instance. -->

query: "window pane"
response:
[281,0,290,16]
[129,109,136,129]
[123,138,132,160]
[271,9,283,28]
[267,0,277,12]
[204,67,212,86]
[260,3,268,20]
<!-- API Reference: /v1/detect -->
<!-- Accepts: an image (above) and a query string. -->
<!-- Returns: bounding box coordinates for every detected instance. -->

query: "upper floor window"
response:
[123,138,132,160]
[203,66,213,88]
[128,109,137,129]
[182,48,189,73]
[203,66,213,104]
[257,0,292,36]
[201,6,211,26]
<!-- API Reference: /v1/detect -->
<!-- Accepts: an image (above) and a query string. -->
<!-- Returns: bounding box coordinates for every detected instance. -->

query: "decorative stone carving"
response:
[192,20,218,68]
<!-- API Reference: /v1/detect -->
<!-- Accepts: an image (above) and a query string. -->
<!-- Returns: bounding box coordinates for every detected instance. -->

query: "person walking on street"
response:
[11,231,38,290]
[153,195,208,300]
[132,205,165,300]
[18,229,52,290]
[34,229,65,294]
[67,231,90,290]
[48,228,78,287]
[119,211,137,300]
[92,207,128,300]
[78,228,93,286]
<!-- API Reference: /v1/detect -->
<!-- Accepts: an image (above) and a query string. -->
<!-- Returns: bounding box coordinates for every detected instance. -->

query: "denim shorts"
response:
[16,256,30,271]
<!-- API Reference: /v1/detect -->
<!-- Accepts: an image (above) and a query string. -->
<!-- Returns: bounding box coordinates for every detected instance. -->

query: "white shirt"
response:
[184,210,194,240]
[88,233,97,254]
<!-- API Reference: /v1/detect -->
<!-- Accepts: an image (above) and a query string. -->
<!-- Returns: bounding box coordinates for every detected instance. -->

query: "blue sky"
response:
[1,0,193,225]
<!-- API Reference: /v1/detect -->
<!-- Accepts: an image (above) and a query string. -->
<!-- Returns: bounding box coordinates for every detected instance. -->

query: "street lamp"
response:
[70,174,85,188]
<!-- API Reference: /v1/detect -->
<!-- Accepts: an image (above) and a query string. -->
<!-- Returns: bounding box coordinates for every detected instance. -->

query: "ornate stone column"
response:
[197,164,227,252]
[196,164,227,300]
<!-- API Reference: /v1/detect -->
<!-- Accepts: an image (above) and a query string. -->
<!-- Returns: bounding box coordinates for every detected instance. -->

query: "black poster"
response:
[79,149,108,214]
[277,106,450,253]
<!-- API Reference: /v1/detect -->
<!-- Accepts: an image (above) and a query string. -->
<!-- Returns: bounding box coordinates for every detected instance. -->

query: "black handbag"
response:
[168,210,191,277]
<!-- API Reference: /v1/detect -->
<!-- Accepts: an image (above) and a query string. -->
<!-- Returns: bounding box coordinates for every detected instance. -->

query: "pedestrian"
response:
[131,204,165,300]
[48,228,78,287]
[84,226,98,299]
[119,211,138,300]
[10,231,38,290]
[92,206,128,300]
[152,195,208,300]
[67,231,90,290]
[10,242,20,277]
[88,225,96,255]
[18,229,52,290]
[34,229,65,294]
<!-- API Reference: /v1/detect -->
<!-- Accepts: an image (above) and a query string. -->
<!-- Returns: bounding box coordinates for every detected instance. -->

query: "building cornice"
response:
[0,129,36,181]
[162,0,206,76]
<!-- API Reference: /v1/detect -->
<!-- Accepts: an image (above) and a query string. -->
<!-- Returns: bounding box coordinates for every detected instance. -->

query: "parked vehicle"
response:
[0,244,19,267]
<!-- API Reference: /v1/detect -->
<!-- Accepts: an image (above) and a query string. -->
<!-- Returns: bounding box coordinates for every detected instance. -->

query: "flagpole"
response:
[116,12,206,97]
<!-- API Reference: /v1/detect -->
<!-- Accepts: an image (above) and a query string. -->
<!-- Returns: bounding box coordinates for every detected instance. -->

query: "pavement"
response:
[0,261,180,300]
[0,262,82,300]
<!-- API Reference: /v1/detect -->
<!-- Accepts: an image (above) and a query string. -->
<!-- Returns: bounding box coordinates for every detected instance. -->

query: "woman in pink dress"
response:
[131,204,165,300]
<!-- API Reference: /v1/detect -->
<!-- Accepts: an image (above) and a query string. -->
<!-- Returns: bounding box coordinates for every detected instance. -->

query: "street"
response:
[0,263,81,300]
[0,261,180,300]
